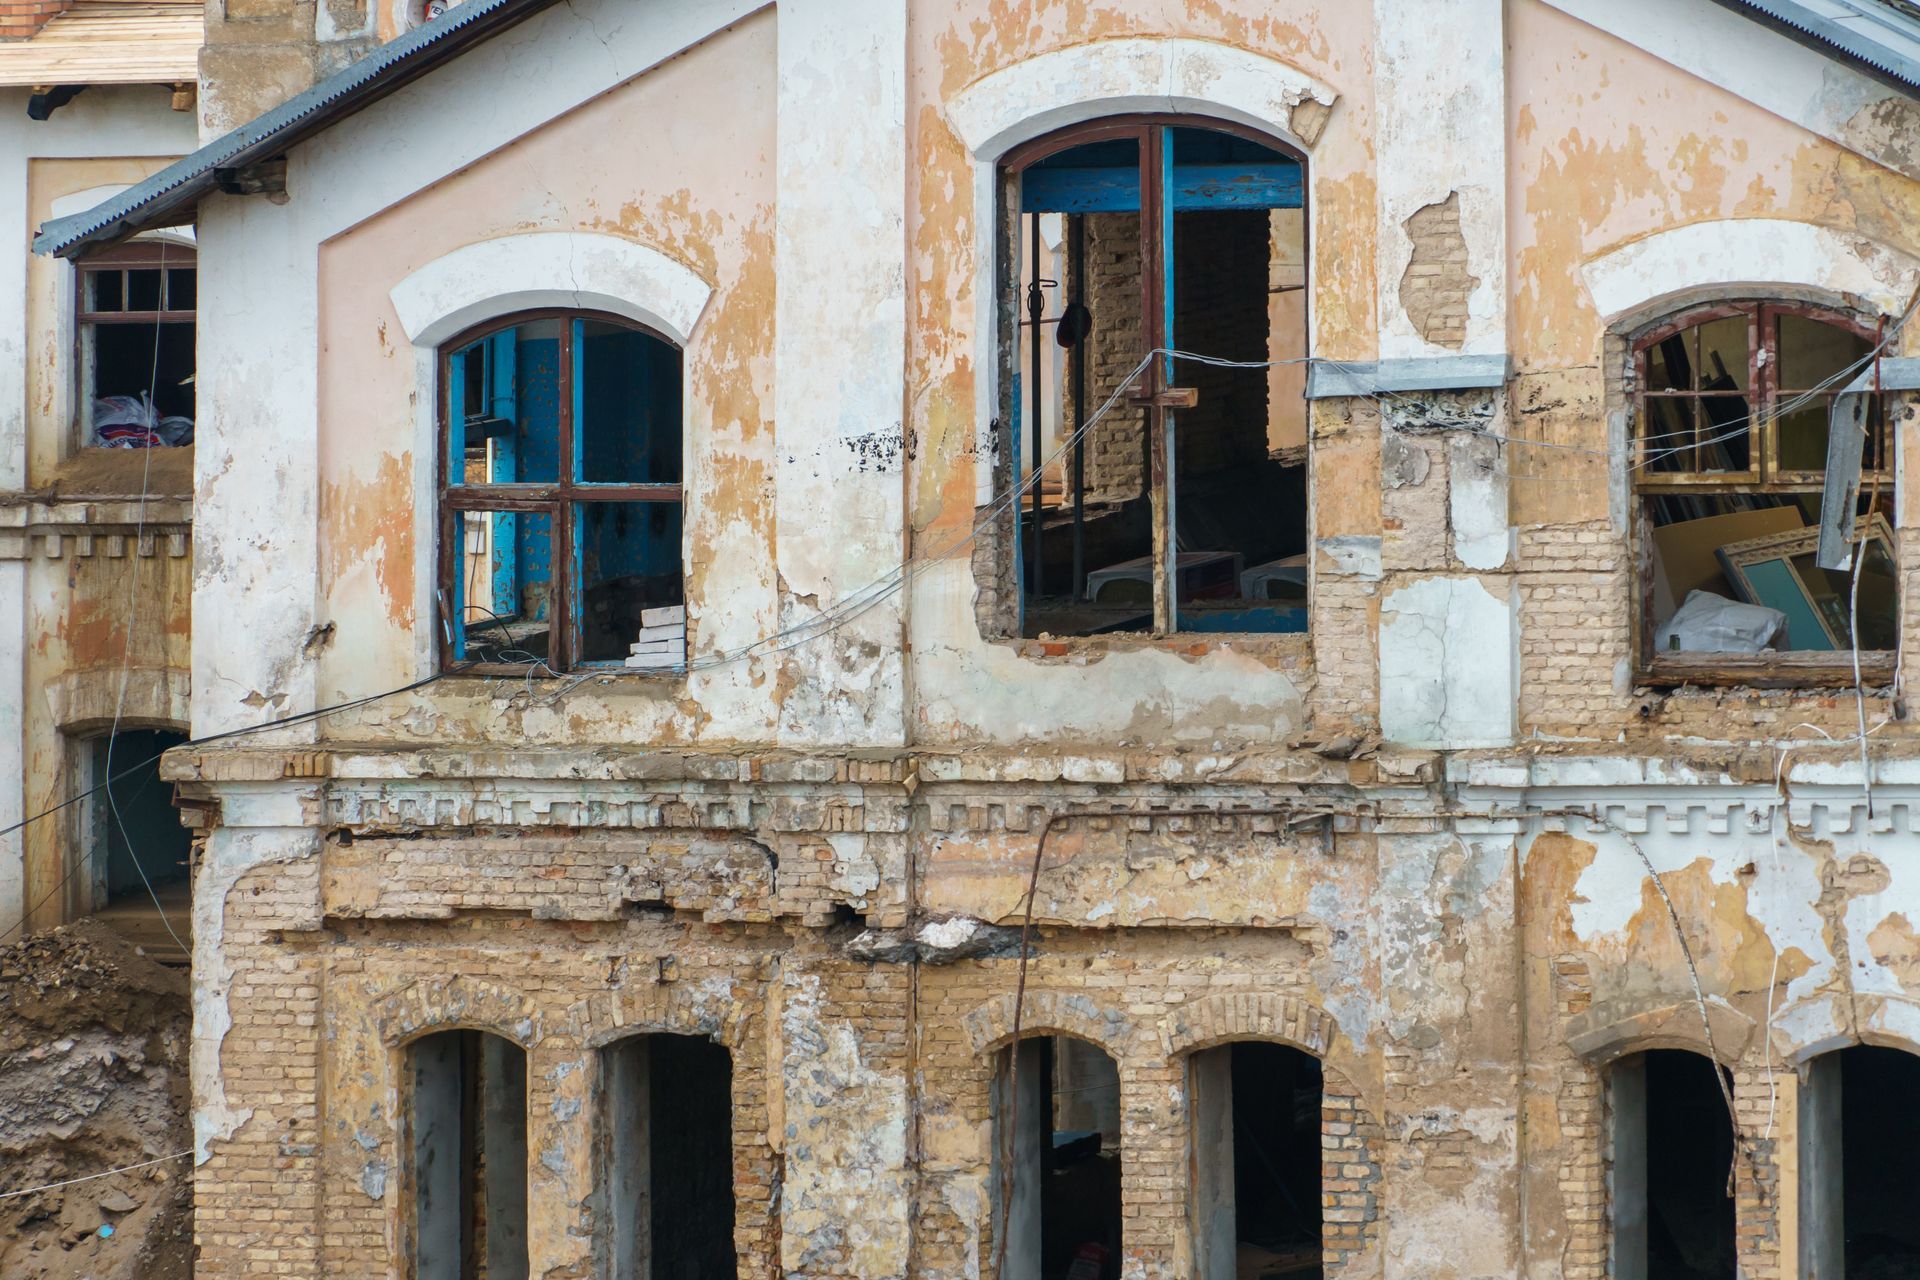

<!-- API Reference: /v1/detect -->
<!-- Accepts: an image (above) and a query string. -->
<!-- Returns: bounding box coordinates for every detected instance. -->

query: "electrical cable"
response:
[0,1149,193,1201]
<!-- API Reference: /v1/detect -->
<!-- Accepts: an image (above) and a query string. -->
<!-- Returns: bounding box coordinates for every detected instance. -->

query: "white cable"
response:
[0,1149,192,1200]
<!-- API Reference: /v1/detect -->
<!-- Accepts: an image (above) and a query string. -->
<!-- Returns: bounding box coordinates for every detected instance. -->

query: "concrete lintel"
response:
[1305,354,1510,399]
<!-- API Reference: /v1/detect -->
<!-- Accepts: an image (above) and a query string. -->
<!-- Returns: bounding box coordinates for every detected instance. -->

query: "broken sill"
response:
[1014,630,1311,664]
[443,662,684,682]
[1639,650,1896,689]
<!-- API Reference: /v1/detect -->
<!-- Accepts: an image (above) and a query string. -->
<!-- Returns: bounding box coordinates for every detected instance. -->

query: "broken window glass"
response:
[77,241,196,448]
[1005,119,1306,638]
[1632,302,1895,677]
[441,314,685,674]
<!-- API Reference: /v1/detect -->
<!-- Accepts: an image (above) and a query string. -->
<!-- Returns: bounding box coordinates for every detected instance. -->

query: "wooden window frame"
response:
[75,240,196,450]
[1631,300,1896,686]
[997,114,1310,638]
[435,309,684,677]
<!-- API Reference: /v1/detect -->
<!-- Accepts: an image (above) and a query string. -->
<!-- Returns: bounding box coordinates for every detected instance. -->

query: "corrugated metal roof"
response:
[1715,0,1920,93]
[0,1,202,89]
[32,0,564,258]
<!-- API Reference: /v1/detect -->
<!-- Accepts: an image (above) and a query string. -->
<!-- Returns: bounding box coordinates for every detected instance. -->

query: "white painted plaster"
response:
[1374,0,1510,359]
[189,0,760,736]
[1448,434,1510,570]
[1582,219,1920,323]
[1379,575,1515,747]
[772,0,909,748]
[388,232,712,348]
[0,560,21,926]
[943,37,1335,160]
[1539,0,1920,184]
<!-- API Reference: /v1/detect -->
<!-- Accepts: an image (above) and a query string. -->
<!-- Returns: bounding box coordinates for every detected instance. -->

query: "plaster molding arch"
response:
[1157,992,1338,1060]
[963,990,1135,1058]
[1772,991,1920,1064]
[372,974,546,1049]
[573,980,754,1052]
[1564,998,1755,1067]
[1582,218,1920,325]
[43,667,189,735]
[388,231,713,350]
[943,36,1340,161]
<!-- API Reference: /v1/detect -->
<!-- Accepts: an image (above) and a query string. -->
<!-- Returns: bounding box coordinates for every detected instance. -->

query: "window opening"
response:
[994,1036,1123,1280]
[410,1029,529,1280]
[439,315,685,674]
[1006,119,1306,638]
[1634,303,1895,682]
[1190,1042,1324,1280]
[1608,1050,1735,1280]
[1800,1045,1920,1278]
[77,241,195,449]
[81,727,191,964]
[604,1034,736,1279]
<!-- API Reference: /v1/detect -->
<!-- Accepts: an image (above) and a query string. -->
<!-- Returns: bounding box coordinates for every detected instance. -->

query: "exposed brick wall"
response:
[0,0,71,40]
[1075,212,1147,505]
[1397,192,1477,351]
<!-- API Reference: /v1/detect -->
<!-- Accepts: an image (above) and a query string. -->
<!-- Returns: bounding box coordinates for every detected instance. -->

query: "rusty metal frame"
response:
[997,114,1309,638]
[435,308,684,676]
[1629,299,1895,684]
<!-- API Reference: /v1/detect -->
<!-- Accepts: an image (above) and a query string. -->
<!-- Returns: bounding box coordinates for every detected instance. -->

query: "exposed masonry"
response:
[1398,193,1479,351]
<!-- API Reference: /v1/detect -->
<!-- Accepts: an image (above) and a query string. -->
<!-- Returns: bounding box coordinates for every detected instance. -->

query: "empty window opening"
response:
[77,241,195,448]
[994,1036,1123,1280]
[440,315,685,674]
[1634,303,1895,682]
[603,1033,736,1279]
[81,728,191,964]
[1801,1045,1920,1278]
[1608,1051,1735,1280]
[410,1029,529,1280]
[1190,1042,1323,1280]
[1005,120,1306,638]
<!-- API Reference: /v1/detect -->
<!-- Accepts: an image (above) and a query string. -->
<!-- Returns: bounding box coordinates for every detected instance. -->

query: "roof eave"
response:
[1709,0,1920,97]
[33,0,566,258]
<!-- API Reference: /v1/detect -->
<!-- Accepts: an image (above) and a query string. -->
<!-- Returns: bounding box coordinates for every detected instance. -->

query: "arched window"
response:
[438,313,685,674]
[1607,1050,1735,1280]
[1632,302,1895,682]
[993,1035,1124,1280]
[409,1029,528,1280]
[601,1032,737,1279]
[998,118,1308,640]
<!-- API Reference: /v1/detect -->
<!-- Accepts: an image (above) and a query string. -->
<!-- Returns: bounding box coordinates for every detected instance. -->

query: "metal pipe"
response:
[1070,214,1087,600]
[1027,213,1045,600]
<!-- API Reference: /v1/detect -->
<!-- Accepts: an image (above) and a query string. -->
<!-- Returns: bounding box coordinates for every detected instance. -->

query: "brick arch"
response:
[964,989,1135,1058]
[1157,992,1338,1060]
[372,974,546,1049]
[572,980,755,1052]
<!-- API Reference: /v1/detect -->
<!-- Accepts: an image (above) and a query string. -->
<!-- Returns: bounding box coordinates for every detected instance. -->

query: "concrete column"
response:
[1189,1047,1236,1280]
[1610,1055,1649,1280]
[1799,1055,1842,1280]
[412,1033,465,1280]
[0,559,23,928]
[607,1036,655,1280]
[773,0,908,748]
[992,1041,1044,1280]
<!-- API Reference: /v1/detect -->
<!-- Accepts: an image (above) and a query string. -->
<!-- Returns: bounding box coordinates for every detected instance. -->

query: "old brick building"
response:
[20,0,1920,1277]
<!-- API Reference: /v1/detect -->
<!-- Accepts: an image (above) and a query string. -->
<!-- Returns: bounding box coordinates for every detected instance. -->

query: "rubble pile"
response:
[0,921,192,1279]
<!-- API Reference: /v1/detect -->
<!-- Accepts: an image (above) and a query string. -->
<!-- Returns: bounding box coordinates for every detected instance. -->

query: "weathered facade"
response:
[20,0,1920,1277]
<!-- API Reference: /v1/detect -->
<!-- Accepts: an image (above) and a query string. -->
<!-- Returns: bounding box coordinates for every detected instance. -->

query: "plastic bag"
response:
[93,394,192,448]
[1656,590,1787,654]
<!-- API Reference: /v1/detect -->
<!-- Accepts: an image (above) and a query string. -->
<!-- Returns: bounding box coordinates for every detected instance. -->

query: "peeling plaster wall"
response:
[0,88,196,932]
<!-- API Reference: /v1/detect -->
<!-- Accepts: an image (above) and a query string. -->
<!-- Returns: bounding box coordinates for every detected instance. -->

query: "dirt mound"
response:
[0,920,192,1279]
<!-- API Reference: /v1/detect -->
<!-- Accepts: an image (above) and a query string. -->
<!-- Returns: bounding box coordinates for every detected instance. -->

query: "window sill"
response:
[1638,651,1896,689]
[46,445,194,499]
[442,662,685,681]
[1013,630,1312,664]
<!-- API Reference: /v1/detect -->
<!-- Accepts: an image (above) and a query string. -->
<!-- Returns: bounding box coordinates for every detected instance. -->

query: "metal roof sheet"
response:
[1715,0,1920,92]
[0,1,202,89]
[32,0,563,258]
